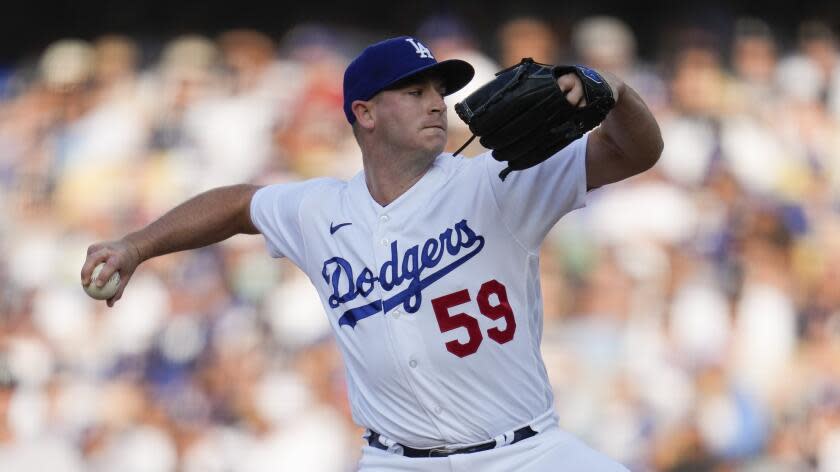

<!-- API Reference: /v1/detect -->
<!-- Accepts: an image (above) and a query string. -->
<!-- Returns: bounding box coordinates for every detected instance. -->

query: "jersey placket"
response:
[369,204,450,440]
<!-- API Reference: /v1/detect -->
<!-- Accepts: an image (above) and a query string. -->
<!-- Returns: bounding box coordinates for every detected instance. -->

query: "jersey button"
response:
[380,215,390,223]
[380,238,389,246]
[409,359,418,368]
[433,406,443,415]
[392,309,401,319]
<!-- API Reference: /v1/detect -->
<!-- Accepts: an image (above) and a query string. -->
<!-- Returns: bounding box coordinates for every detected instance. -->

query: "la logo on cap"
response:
[405,38,433,59]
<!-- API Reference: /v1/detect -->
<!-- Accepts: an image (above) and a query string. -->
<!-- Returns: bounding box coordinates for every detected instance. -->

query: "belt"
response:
[367,426,538,458]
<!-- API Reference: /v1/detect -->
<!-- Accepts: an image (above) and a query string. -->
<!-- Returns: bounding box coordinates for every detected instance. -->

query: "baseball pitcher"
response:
[81,36,662,471]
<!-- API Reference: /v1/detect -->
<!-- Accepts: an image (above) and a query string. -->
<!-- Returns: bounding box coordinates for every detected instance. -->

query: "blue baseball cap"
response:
[343,36,475,123]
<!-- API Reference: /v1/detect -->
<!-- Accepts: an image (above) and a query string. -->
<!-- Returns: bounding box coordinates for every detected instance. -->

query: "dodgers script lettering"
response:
[321,219,485,328]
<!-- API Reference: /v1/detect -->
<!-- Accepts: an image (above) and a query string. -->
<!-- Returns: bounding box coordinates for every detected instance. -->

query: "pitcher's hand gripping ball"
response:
[455,58,615,180]
[84,263,120,300]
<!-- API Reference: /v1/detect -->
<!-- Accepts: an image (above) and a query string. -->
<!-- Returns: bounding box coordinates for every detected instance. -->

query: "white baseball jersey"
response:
[250,135,589,448]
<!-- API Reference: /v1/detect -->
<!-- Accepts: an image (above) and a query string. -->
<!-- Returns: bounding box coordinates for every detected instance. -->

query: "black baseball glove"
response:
[454,58,616,180]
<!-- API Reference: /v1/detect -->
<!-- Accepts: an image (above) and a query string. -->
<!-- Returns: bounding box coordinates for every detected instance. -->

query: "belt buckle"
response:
[428,447,456,457]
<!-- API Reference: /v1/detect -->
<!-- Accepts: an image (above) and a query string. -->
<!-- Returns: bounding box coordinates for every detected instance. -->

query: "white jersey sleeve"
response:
[249,180,322,267]
[483,133,589,253]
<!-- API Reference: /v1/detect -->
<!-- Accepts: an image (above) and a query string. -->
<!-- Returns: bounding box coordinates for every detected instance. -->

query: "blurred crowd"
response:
[1,13,840,472]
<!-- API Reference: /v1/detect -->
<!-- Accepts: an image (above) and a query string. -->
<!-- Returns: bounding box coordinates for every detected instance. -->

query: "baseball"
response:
[84,263,120,300]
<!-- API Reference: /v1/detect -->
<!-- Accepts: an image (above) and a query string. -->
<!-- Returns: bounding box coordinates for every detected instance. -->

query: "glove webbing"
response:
[452,58,556,158]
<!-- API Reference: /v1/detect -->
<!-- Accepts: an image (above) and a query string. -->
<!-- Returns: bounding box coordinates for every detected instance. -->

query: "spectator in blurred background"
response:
[272,24,358,180]
[180,29,284,191]
[729,18,779,116]
[571,16,666,113]
[796,21,840,116]
[497,16,561,67]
